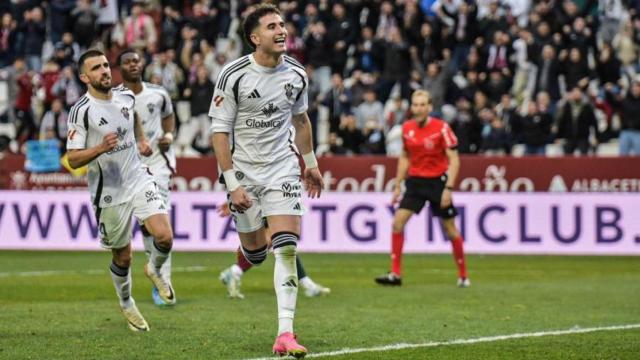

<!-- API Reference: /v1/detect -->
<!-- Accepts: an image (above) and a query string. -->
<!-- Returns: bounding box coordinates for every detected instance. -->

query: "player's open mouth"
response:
[275,37,286,44]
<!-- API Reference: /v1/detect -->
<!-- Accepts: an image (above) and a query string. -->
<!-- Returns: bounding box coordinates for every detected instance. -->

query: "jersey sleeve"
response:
[66,108,88,150]
[291,70,309,115]
[160,89,174,118]
[441,122,458,149]
[208,81,237,134]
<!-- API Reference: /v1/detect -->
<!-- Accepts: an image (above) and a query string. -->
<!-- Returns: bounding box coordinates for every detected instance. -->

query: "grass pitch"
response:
[0,251,638,359]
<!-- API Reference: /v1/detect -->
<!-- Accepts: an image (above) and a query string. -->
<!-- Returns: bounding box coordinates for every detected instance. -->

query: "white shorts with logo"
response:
[96,181,167,249]
[229,175,305,233]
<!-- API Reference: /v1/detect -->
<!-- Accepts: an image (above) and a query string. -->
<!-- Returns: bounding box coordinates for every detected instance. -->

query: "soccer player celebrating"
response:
[374,89,470,288]
[67,50,175,331]
[217,202,330,299]
[209,4,323,357]
[118,49,177,306]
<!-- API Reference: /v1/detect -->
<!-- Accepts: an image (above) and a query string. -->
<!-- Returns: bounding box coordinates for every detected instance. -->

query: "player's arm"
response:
[211,132,252,211]
[441,148,460,207]
[391,149,409,204]
[292,112,323,198]
[134,112,152,156]
[158,113,176,152]
[67,136,118,169]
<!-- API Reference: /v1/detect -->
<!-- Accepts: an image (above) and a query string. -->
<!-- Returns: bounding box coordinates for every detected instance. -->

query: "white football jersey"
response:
[116,82,176,178]
[208,54,308,185]
[66,88,153,208]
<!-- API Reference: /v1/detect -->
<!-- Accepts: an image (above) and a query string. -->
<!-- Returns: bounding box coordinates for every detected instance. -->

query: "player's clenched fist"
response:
[137,139,153,157]
[100,133,119,153]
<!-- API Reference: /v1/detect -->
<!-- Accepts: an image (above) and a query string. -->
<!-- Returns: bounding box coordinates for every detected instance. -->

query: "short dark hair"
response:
[116,49,138,66]
[78,49,106,74]
[242,3,281,50]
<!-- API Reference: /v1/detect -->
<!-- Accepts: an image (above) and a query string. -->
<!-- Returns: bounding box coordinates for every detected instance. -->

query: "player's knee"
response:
[392,219,406,234]
[242,244,268,265]
[271,231,298,257]
[113,253,132,268]
[153,230,173,252]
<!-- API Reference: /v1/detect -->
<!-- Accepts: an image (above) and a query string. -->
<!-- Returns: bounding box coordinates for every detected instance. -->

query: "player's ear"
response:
[79,73,89,84]
[250,32,260,48]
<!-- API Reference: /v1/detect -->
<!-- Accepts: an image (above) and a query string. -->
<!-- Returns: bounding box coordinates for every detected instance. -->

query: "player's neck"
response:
[124,80,143,94]
[88,86,112,101]
[253,50,282,68]
[416,115,429,127]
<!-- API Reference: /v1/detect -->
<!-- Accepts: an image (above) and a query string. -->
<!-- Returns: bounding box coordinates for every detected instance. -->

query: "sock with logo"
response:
[451,235,467,279]
[142,225,172,281]
[110,261,133,308]
[272,232,299,335]
[391,232,404,276]
[236,246,253,272]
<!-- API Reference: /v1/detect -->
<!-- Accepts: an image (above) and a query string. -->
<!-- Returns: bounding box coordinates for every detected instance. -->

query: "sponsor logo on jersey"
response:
[282,182,302,198]
[145,190,160,203]
[147,103,155,114]
[121,107,130,120]
[214,95,224,107]
[261,103,279,118]
[284,83,294,99]
[245,118,285,129]
[106,141,134,155]
[115,126,128,141]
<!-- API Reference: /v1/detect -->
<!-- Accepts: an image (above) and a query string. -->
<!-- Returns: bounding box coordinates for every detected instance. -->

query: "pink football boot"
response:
[272,332,307,358]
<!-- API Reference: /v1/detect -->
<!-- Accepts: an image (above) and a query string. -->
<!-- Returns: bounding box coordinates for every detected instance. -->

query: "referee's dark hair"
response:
[77,49,106,74]
[242,3,282,50]
[116,48,138,66]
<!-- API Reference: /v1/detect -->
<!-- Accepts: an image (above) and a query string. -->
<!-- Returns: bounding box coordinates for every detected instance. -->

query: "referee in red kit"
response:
[375,89,469,287]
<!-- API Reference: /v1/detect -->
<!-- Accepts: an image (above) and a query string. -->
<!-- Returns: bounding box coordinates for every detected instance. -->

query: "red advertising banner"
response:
[1,154,639,192]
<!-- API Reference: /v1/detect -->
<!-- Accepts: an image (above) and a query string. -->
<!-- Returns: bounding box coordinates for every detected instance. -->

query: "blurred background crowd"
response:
[1,0,640,158]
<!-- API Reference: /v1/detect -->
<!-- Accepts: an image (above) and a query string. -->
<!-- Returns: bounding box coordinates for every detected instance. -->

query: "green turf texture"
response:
[0,251,638,360]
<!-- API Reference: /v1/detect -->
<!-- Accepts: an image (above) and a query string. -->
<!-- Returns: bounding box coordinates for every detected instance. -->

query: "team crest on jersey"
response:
[121,107,130,120]
[261,103,279,118]
[284,83,294,99]
[147,103,155,114]
[424,138,435,150]
[115,126,128,141]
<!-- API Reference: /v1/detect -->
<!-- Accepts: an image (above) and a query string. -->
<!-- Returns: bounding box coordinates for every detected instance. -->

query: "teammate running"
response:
[118,49,177,306]
[209,4,322,358]
[67,49,175,332]
[374,89,470,288]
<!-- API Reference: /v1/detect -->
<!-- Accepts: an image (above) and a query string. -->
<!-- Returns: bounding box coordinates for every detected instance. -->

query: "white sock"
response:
[299,276,314,289]
[273,244,298,335]
[149,239,170,272]
[110,261,133,308]
[231,264,244,277]
[143,233,172,279]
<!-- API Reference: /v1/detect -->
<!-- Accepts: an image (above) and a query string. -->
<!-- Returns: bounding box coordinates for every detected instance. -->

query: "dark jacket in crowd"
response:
[556,101,599,140]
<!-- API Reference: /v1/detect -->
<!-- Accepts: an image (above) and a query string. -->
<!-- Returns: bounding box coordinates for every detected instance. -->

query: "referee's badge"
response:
[121,107,130,120]
[284,83,294,99]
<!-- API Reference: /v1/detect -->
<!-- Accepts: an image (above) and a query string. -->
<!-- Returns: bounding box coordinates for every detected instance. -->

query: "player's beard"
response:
[121,70,141,84]
[91,75,112,94]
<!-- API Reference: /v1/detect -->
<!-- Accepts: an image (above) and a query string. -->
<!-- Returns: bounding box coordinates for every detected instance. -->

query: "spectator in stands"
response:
[378,27,412,102]
[337,112,364,155]
[534,44,562,102]
[556,87,599,155]
[323,132,349,156]
[304,20,332,94]
[0,13,17,68]
[616,78,640,155]
[360,119,386,155]
[52,66,82,110]
[422,50,452,112]
[355,26,382,73]
[40,60,61,112]
[562,47,592,91]
[323,73,352,133]
[356,89,384,130]
[70,0,98,50]
[480,107,512,155]
[144,50,184,102]
[19,6,46,71]
[513,100,552,155]
[123,1,157,53]
[39,98,68,152]
[451,97,482,153]
[13,58,36,147]
[179,65,214,155]
[327,3,356,75]
[161,6,184,51]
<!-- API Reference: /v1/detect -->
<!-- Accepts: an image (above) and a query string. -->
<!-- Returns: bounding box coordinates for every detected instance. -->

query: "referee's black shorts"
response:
[398,175,458,219]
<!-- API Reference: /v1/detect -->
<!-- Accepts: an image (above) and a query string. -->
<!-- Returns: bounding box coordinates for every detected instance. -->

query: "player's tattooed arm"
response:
[292,112,314,156]
[134,112,152,156]
[67,133,118,169]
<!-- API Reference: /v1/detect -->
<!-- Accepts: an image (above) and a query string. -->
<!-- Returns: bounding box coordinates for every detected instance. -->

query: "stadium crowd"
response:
[1,0,640,158]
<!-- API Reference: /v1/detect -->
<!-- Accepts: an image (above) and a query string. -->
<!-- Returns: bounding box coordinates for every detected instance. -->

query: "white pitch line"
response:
[0,266,208,278]
[245,323,640,360]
